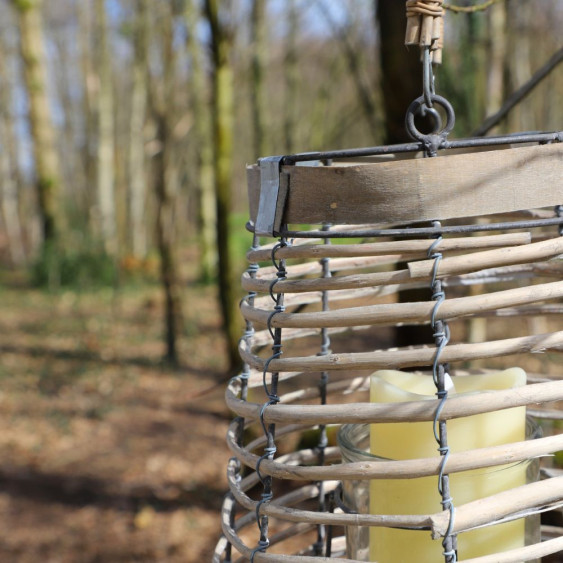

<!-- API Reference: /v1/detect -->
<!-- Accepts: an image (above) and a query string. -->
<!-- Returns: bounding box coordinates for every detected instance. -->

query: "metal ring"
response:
[405,95,455,142]
[419,106,443,134]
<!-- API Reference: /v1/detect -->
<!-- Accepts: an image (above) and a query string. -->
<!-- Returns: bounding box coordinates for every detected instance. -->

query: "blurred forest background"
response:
[0,0,560,561]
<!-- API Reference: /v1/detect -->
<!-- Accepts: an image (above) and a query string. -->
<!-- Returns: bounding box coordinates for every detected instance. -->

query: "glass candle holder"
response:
[338,418,541,563]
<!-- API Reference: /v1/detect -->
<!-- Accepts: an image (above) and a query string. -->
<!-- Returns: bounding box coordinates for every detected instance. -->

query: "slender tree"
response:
[94,0,117,255]
[283,0,299,153]
[0,36,25,265]
[11,0,62,249]
[486,0,507,119]
[78,0,96,223]
[128,0,149,259]
[75,2,98,232]
[204,0,240,371]
[185,0,217,282]
[250,0,268,159]
[147,1,184,365]
[506,0,533,131]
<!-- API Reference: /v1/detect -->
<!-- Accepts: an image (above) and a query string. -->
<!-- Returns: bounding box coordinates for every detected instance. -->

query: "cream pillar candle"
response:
[369,368,527,563]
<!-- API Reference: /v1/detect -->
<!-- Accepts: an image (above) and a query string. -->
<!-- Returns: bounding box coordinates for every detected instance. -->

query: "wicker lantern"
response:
[214,7,563,563]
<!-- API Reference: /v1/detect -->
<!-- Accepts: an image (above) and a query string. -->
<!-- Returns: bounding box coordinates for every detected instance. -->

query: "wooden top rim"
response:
[247,142,563,227]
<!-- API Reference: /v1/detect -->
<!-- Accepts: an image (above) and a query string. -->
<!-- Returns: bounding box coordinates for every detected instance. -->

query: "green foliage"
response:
[31,241,117,290]
[229,212,252,269]
[12,0,37,13]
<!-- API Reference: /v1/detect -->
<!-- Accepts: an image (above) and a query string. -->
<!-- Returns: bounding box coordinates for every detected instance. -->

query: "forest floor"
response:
[0,262,233,562]
[1,254,563,562]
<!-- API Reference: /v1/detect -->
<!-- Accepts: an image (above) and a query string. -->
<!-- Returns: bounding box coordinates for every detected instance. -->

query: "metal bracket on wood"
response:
[255,156,287,237]
[255,157,325,237]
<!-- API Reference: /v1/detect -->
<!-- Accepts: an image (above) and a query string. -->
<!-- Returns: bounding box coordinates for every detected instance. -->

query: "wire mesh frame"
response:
[215,133,563,562]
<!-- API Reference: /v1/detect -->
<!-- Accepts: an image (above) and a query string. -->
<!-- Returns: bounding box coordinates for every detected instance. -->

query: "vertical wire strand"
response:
[225,233,260,562]
[313,223,332,556]
[428,222,457,563]
[251,235,288,562]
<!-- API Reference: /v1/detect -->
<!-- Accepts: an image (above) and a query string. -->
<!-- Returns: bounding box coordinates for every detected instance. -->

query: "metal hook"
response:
[423,47,435,108]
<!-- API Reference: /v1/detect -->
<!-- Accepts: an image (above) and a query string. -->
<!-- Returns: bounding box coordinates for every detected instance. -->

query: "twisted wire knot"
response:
[250,539,270,562]
[255,445,277,485]
[247,262,259,275]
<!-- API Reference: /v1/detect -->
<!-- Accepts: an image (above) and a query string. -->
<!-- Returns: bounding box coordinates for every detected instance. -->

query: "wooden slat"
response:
[460,537,563,563]
[409,237,563,279]
[241,280,563,329]
[247,143,563,225]
[242,238,563,294]
[240,331,563,373]
[228,422,563,481]
[431,476,563,539]
[247,232,531,262]
[226,379,563,426]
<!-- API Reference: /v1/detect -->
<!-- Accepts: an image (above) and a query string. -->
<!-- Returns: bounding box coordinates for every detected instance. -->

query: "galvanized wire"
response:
[427,224,457,562]
[313,222,332,556]
[252,238,289,561]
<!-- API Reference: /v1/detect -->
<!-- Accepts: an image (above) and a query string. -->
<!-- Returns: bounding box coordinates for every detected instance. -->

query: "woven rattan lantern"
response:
[215,6,563,563]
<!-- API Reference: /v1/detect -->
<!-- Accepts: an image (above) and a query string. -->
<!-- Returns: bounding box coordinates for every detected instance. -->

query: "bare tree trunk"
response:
[78,0,96,228]
[0,38,26,265]
[486,0,507,124]
[12,0,62,248]
[283,0,299,153]
[205,0,241,372]
[507,0,533,131]
[129,0,149,259]
[185,0,217,282]
[94,0,116,255]
[376,0,435,351]
[153,114,184,365]
[376,0,424,144]
[0,120,25,265]
[250,0,268,159]
[148,2,184,366]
